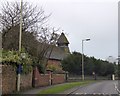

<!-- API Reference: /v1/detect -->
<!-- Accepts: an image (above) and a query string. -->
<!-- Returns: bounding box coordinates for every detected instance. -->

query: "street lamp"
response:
[19,0,23,52]
[17,0,23,92]
[82,38,90,80]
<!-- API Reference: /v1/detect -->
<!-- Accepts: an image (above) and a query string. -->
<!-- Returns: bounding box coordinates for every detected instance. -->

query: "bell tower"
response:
[57,32,70,53]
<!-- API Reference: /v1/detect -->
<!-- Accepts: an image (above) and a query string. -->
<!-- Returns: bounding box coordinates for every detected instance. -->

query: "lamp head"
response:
[85,39,90,41]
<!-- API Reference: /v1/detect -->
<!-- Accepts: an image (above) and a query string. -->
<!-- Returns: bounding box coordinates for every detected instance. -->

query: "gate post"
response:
[46,69,53,85]
[32,66,39,87]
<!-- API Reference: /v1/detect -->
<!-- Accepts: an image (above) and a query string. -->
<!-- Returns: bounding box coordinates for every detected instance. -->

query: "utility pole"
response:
[19,0,23,52]
[17,0,23,92]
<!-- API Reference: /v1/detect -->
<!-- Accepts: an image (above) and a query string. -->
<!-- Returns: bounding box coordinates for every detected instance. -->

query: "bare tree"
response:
[1,1,60,72]
[35,27,60,66]
[1,1,50,49]
[1,1,50,38]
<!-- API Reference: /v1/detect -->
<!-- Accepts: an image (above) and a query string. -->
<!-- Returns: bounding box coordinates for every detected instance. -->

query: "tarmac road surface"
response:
[64,80,119,96]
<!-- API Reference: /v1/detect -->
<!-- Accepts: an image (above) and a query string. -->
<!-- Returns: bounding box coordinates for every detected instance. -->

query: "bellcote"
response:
[57,33,69,47]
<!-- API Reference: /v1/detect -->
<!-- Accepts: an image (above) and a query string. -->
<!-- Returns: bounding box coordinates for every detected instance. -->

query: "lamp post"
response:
[82,39,90,80]
[17,0,23,92]
[19,0,23,52]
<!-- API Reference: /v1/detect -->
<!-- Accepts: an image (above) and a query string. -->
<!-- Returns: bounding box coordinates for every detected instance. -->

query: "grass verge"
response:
[38,80,96,94]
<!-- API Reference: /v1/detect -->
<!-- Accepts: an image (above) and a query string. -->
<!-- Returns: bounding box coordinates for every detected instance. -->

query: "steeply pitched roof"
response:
[46,46,69,60]
[57,33,69,44]
[45,32,70,60]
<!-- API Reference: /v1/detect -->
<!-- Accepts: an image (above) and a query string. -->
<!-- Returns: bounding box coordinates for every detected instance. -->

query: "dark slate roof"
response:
[57,33,69,44]
[46,45,69,60]
[45,33,70,60]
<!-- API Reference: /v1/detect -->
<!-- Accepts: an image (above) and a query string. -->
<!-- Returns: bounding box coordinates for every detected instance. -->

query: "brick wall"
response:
[2,65,16,94]
[20,72,33,90]
[52,74,65,84]
[33,67,66,87]
[2,65,66,94]
[33,67,50,87]
[0,65,2,95]
[38,74,50,86]
[2,64,33,94]
[47,59,63,71]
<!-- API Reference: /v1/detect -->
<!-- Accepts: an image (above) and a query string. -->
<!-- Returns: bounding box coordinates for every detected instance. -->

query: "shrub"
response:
[1,50,33,74]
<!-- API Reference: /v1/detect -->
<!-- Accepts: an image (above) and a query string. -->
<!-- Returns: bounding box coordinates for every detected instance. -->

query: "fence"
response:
[67,74,112,82]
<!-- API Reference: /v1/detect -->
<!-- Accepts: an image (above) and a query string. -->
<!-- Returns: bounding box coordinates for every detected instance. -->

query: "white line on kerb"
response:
[114,83,120,94]
[75,93,87,94]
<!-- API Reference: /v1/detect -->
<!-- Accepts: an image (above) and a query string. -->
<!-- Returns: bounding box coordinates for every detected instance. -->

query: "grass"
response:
[38,80,96,94]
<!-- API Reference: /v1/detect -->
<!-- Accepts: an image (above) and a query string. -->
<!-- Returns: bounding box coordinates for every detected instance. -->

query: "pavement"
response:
[20,82,69,94]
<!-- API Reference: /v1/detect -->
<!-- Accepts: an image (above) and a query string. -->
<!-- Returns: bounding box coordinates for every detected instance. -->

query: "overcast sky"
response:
[0,0,119,60]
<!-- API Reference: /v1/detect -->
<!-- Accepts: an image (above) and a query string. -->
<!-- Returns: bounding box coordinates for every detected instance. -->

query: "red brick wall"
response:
[2,65,16,94]
[33,67,50,87]
[33,67,66,87]
[2,65,66,94]
[52,74,65,85]
[47,59,63,71]
[0,65,2,94]
[20,72,33,90]
[2,64,33,94]
[38,74,50,86]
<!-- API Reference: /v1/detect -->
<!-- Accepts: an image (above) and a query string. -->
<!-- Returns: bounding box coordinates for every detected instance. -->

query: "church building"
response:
[46,32,70,73]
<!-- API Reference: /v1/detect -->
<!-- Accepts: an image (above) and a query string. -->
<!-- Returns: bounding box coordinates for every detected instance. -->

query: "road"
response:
[65,80,119,96]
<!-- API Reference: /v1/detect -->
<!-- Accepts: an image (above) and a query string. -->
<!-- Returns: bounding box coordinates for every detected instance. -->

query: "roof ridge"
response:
[57,33,69,44]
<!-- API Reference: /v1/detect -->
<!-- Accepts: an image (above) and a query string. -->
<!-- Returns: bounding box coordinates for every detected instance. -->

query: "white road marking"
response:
[75,93,87,94]
[114,83,120,94]
[74,82,119,95]
[76,93,109,95]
